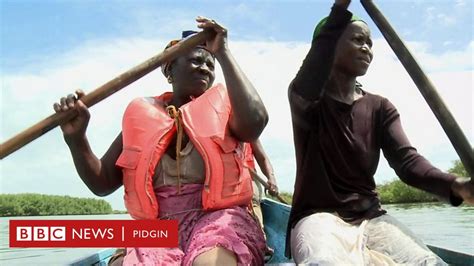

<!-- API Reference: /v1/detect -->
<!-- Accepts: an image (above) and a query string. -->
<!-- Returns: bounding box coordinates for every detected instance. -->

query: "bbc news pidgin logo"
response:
[10,220,178,248]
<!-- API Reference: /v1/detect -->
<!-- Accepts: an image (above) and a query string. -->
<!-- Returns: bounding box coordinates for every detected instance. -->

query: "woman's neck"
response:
[326,72,362,104]
[168,97,185,108]
[169,87,190,108]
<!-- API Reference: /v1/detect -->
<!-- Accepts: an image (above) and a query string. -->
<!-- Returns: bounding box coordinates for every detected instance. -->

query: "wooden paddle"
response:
[249,168,289,205]
[360,0,474,179]
[0,30,216,160]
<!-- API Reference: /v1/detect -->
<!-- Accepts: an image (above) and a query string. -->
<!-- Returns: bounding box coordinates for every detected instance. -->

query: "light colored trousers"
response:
[291,212,446,265]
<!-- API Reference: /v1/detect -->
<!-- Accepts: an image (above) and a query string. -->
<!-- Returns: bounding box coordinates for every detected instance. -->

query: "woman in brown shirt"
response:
[287,0,473,264]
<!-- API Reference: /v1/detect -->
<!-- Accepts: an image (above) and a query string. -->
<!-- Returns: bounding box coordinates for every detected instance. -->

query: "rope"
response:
[166,105,183,194]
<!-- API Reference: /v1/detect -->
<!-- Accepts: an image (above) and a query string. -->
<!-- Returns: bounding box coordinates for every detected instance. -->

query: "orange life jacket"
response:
[243,143,255,169]
[116,84,253,220]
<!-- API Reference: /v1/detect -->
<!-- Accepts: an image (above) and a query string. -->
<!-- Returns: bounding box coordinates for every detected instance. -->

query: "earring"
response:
[167,75,173,84]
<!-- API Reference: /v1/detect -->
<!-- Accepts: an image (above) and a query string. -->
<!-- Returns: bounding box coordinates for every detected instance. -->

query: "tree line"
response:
[0,193,113,217]
[272,160,467,205]
[1,161,466,216]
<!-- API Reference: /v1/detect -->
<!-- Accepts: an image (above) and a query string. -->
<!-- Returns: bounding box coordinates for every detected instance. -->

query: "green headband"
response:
[312,14,364,42]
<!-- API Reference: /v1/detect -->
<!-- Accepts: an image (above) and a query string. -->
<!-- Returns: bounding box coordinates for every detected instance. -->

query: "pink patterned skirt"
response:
[123,184,266,265]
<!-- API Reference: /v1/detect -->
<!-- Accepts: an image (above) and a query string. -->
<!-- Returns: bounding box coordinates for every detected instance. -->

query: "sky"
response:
[1,0,472,211]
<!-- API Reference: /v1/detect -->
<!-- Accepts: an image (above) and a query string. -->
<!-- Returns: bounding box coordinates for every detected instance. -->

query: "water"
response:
[383,203,474,255]
[0,204,472,265]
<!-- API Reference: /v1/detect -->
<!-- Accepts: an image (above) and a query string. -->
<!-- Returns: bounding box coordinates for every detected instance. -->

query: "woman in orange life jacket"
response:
[54,16,268,265]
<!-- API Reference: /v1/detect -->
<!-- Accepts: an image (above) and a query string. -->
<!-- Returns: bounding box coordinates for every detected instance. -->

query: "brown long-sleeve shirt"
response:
[286,4,460,257]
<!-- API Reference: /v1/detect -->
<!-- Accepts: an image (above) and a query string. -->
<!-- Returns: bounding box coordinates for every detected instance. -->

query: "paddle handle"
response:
[249,168,289,205]
[0,30,216,160]
[360,0,474,178]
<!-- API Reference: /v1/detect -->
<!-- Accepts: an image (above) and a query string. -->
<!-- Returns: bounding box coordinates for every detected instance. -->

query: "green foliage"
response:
[268,182,439,205]
[268,191,293,205]
[112,210,129,214]
[376,179,438,204]
[266,161,465,205]
[448,160,468,177]
[377,160,468,204]
[0,193,113,217]
[267,181,442,205]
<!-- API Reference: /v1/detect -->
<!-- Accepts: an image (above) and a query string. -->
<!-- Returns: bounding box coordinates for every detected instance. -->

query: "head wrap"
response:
[161,30,212,77]
[312,14,364,42]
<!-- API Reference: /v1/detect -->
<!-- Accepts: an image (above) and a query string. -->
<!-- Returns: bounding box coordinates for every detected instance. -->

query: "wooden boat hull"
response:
[70,199,474,265]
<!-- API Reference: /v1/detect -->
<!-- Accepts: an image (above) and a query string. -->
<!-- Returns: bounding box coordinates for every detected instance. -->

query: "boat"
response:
[70,198,474,265]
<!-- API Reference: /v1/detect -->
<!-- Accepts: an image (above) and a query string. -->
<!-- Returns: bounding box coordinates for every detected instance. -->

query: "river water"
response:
[383,203,473,255]
[0,203,472,265]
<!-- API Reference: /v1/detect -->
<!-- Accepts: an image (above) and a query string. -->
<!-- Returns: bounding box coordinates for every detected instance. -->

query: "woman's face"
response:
[333,21,373,77]
[169,48,216,100]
